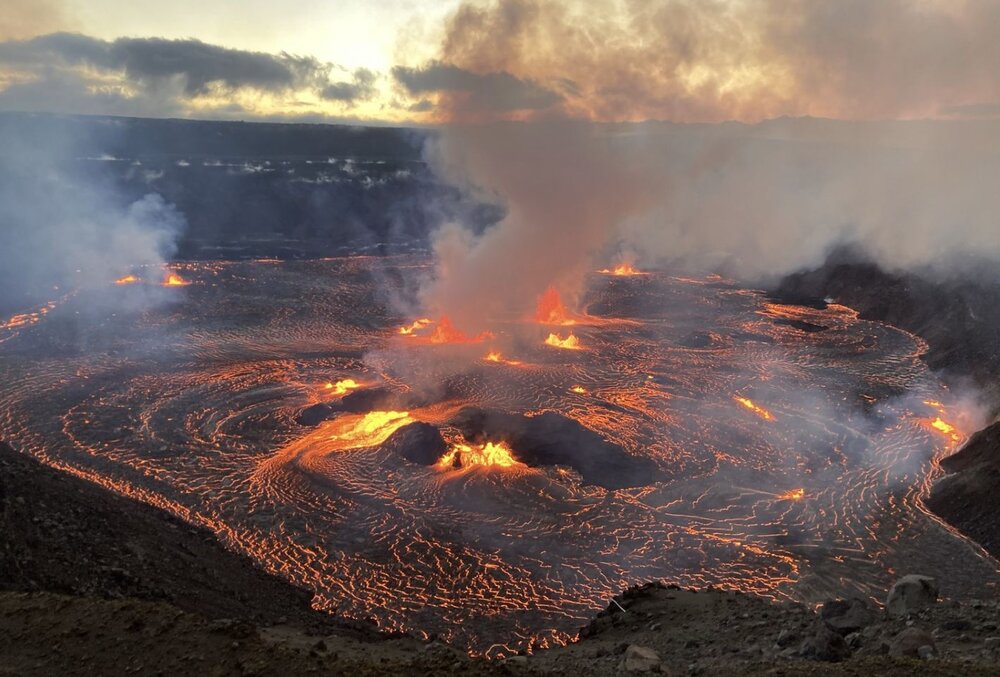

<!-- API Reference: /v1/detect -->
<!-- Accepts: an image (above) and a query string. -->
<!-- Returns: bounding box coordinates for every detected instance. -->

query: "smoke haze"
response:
[0,117,185,315]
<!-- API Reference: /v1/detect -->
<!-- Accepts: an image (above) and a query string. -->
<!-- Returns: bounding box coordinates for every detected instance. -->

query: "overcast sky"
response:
[1,0,998,125]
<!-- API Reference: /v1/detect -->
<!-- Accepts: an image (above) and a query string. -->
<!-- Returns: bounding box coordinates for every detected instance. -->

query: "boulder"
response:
[618,644,662,673]
[820,598,876,636]
[798,621,851,662]
[888,627,936,658]
[886,575,939,618]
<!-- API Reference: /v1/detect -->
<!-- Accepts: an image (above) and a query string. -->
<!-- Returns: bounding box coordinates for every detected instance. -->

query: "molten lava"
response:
[779,488,805,501]
[114,274,139,285]
[535,287,575,325]
[929,417,961,442]
[544,333,582,350]
[437,440,521,470]
[570,385,587,394]
[428,315,490,344]
[326,410,415,450]
[324,378,361,395]
[163,272,191,286]
[599,263,645,276]
[735,397,775,421]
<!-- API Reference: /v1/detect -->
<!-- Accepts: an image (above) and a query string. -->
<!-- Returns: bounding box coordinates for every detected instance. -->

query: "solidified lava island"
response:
[0,256,993,657]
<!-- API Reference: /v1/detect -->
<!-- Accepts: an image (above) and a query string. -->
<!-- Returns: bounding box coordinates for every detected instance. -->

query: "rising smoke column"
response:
[409,0,1000,332]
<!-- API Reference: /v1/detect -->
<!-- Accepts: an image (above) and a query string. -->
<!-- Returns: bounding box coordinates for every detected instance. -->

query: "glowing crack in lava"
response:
[735,396,775,421]
[162,272,191,286]
[535,286,576,325]
[1,256,998,657]
[437,440,522,470]
[114,274,140,285]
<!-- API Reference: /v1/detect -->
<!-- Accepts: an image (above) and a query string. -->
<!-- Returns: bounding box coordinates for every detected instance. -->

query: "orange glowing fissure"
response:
[399,317,432,335]
[735,397,775,421]
[778,488,805,501]
[482,350,523,366]
[319,409,522,471]
[397,316,491,344]
[598,263,646,276]
[114,274,140,285]
[437,440,522,470]
[324,378,361,395]
[545,332,582,350]
[535,286,576,325]
[163,272,191,286]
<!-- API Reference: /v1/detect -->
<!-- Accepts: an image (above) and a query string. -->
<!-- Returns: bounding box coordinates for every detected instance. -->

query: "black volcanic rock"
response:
[297,403,334,426]
[297,388,403,426]
[926,421,1000,559]
[773,318,828,333]
[774,255,1000,400]
[383,422,448,465]
[449,407,663,489]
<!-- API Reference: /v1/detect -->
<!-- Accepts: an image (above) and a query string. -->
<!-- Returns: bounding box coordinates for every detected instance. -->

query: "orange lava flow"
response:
[544,333,582,350]
[163,273,191,287]
[778,488,805,501]
[735,397,775,421]
[114,274,139,285]
[324,378,361,396]
[535,287,575,325]
[437,440,522,470]
[325,411,414,450]
[569,385,587,394]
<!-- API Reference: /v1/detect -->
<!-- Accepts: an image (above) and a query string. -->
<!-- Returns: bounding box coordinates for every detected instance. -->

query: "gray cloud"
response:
[0,32,324,94]
[0,32,381,117]
[392,61,561,113]
[320,68,377,102]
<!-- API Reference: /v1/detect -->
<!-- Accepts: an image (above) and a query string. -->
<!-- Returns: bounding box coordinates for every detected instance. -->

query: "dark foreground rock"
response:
[0,441,341,630]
